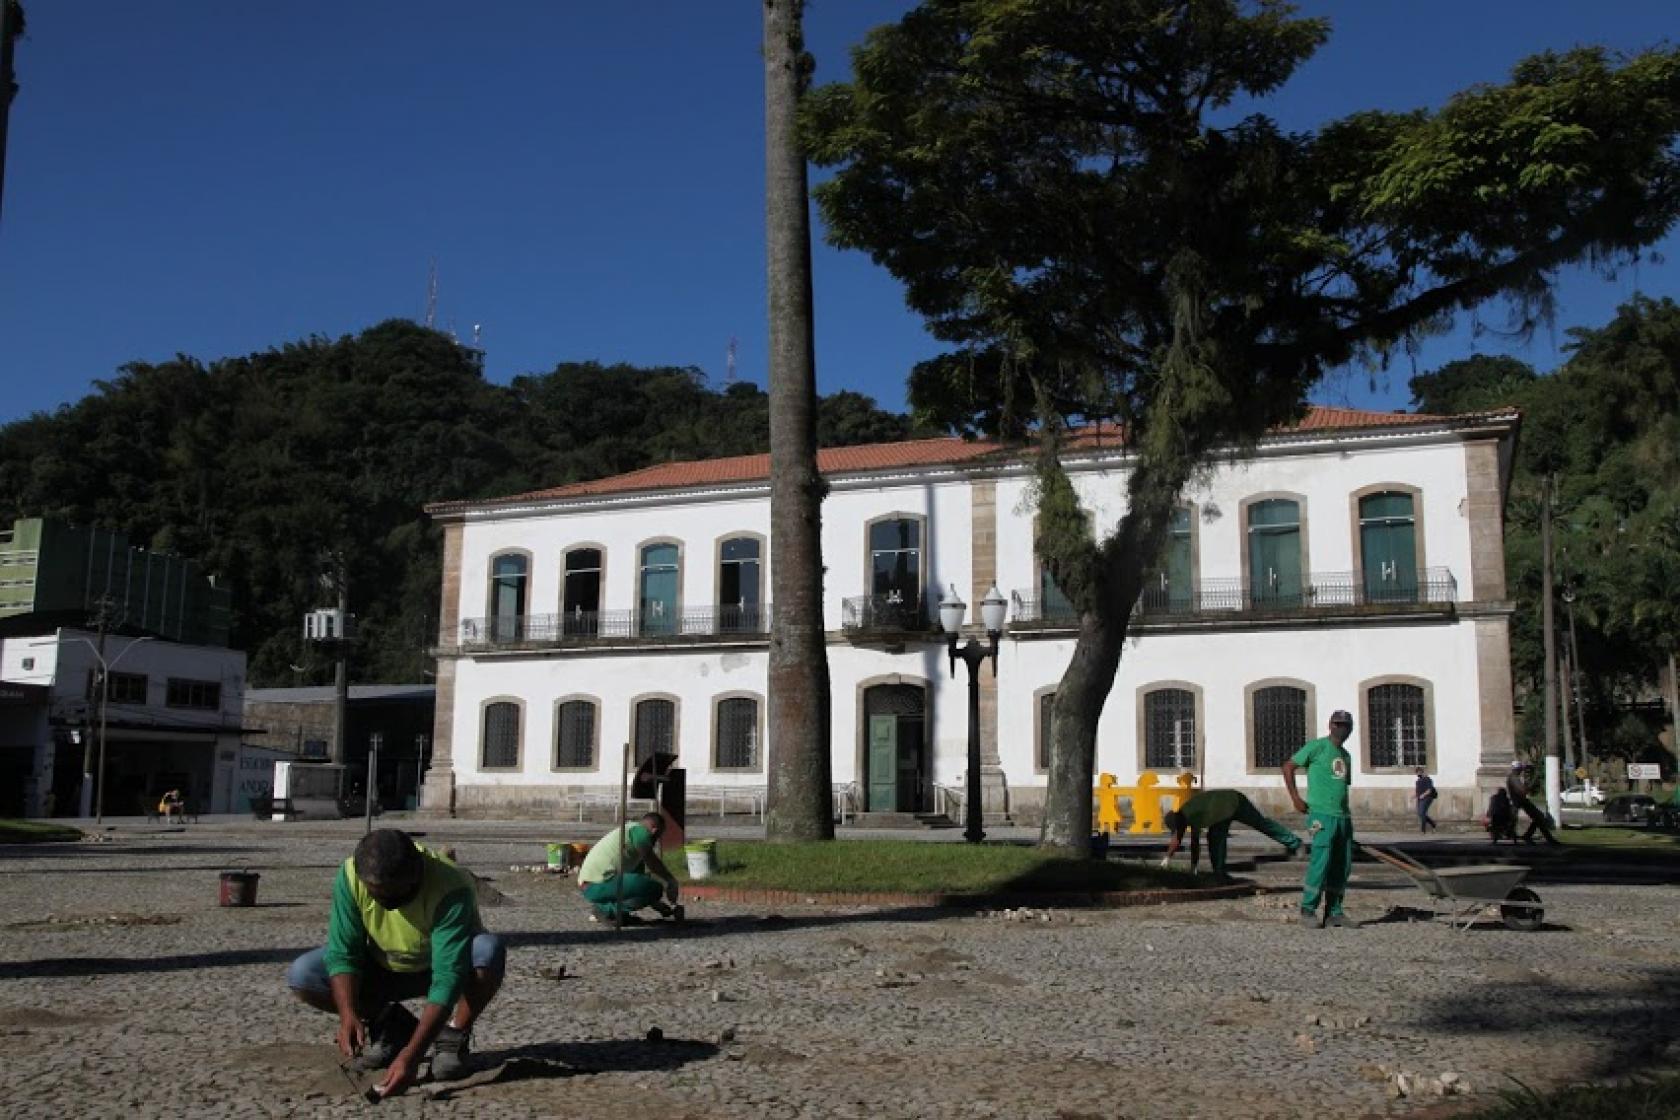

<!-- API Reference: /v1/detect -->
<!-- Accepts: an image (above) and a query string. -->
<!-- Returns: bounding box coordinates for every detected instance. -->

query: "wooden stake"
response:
[615,741,630,931]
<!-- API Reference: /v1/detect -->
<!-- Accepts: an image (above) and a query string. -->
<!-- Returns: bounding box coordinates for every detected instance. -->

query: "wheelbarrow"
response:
[1360,845,1544,932]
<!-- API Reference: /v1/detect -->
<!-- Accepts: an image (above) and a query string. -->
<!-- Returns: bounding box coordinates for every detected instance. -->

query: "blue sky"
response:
[0,1,1674,425]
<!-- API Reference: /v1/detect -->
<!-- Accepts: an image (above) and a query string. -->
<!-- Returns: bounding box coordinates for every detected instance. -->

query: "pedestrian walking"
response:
[1282,710,1356,929]
[1413,767,1439,833]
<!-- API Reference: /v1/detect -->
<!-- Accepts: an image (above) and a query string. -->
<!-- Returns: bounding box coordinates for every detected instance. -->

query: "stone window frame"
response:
[713,530,768,624]
[1134,681,1205,775]
[1348,483,1428,597]
[551,694,600,773]
[478,695,525,772]
[1358,674,1437,774]
[1237,492,1310,602]
[710,690,765,773]
[560,542,609,617]
[1242,677,1317,775]
[629,692,682,765]
[634,536,686,636]
[861,511,931,612]
[484,548,533,623]
[854,673,935,801]
[1032,684,1058,774]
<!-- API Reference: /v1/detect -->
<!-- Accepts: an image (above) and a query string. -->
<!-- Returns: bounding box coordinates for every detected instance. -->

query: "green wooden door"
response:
[868,715,898,812]
[1359,492,1417,603]
[1163,507,1194,610]
[1249,499,1301,606]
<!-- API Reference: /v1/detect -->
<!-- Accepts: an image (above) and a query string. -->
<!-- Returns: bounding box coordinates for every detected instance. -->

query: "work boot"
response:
[430,1024,473,1081]
[1298,910,1321,929]
[1325,914,1356,929]
[352,1003,418,1071]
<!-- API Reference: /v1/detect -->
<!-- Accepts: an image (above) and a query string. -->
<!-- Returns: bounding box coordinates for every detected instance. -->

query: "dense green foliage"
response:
[802,0,1680,848]
[0,319,918,686]
[1413,299,1680,763]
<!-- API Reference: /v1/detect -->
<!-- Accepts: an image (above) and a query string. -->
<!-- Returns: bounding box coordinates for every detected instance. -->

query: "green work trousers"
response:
[1204,796,1302,874]
[1301,811,1355,917]
[582,873,664,919]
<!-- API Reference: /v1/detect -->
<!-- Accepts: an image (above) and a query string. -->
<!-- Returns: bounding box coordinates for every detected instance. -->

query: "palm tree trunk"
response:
[763,0,832,841]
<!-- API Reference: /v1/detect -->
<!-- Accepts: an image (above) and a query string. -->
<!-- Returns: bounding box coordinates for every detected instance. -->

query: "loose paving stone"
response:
[0,821,1676,1118]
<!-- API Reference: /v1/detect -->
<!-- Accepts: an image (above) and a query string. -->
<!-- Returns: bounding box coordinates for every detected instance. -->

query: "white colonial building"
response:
[418,406,1520,824]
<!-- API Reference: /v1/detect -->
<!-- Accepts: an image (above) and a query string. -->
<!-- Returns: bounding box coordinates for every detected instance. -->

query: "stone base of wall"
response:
[1005,786,1486,830]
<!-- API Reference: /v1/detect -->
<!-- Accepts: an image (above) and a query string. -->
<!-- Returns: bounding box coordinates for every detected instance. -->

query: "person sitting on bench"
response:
[158,789,185,824]
[578,812,681,922]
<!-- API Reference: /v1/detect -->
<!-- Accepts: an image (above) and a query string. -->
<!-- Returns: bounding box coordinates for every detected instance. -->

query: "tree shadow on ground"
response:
[423,1039,718,1101]
[1410,965,1680,1078]
[0,843,268,864]
[0,945,308,979]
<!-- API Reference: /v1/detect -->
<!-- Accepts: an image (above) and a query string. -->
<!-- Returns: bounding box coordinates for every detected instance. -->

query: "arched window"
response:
[714,695,761,769]
[633,696,677,765]
[1359,491,1418,604]
[868,517,923,626]
[718,536,763,632]
[488,553,528,642]
[1143,687,1197,771]
[554,698,597,770]
[562,548,603,637]
[1246,498,1302,607]
[1251,685,1307,769]
[1143,506,1196,613]
[1367,682,1428,768]
[481,701,521,769]
[638,543,680,636]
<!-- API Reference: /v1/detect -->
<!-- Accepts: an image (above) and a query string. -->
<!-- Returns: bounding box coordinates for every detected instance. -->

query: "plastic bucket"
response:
[684,839,718,880]
[545,843,567,870]
[218,870,260,907]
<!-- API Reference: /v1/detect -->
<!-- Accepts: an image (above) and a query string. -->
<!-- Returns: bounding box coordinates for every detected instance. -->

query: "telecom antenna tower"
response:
[425,257,438,328]
[726,336,738,383]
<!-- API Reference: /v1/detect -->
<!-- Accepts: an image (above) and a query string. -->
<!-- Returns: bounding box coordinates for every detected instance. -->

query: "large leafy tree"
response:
[803,0,1680,849]
[763,0,834,840]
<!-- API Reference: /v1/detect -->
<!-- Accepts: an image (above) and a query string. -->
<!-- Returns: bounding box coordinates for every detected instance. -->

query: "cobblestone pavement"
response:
[1,821,1675,1119]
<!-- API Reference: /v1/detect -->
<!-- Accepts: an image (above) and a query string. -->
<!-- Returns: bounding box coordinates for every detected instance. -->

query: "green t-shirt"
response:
[323,846,482,1008]
[1179,789,1242,830]
[1291,736,1352,816]
[579,823,654,884]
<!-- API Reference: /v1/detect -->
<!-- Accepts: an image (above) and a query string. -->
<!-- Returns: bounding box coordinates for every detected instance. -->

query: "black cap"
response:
[1329,710,1354,725]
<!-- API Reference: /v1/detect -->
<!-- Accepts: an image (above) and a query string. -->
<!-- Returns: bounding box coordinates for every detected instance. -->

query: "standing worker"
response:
[1506,760,1561,845]
[286,830,505,1097]
[578,811,682,923]
[1160,790,1301,878]
[1282,710,1357,929]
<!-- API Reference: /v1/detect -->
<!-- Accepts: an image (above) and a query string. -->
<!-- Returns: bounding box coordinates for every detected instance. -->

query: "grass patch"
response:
[1464,1076,1680,1119]
[0,819,83,844]
[674,839,1216,895]
[1560,827,1680,850]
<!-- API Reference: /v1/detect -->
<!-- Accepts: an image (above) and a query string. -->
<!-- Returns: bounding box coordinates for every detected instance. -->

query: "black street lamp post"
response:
[939,584,1009,844]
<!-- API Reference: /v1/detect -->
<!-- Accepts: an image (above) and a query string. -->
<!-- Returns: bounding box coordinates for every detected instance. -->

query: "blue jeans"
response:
[287,933,506,1014]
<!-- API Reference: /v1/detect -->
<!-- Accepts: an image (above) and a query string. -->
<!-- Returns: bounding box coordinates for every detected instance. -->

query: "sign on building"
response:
[1626,763,1662,781]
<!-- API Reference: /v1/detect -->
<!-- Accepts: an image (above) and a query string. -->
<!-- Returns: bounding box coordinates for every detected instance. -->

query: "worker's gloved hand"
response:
[1157,856,1171,869]
[336,1013,367,1059]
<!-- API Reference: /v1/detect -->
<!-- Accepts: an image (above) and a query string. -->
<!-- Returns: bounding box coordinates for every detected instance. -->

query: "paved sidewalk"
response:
[1,823,1676,1118]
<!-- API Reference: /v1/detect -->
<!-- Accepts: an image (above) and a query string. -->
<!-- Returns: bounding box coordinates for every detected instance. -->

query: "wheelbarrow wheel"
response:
[1500,886,1543,932]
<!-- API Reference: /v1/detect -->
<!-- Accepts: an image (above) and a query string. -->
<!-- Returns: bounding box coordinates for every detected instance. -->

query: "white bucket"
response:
[684,845,717,880]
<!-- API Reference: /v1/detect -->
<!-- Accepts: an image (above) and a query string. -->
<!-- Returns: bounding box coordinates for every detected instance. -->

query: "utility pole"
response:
[332,553,349,767]
[1564,590,1589,772]
[1540,476,1562,824]
[77,597,111,818]
[0,1,23,230]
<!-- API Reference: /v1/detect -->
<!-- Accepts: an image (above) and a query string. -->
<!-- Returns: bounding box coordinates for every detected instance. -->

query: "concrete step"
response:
[850,811,960,829]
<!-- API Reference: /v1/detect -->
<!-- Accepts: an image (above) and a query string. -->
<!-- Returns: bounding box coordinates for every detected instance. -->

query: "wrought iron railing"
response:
[841,592,931,634]
[455,604,769,650]
[1011,567,1457,624]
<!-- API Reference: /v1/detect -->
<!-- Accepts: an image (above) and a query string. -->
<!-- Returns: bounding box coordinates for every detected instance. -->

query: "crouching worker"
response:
[1161,790,1302,879]
[287,829,504,1097]
[579,812,682,922]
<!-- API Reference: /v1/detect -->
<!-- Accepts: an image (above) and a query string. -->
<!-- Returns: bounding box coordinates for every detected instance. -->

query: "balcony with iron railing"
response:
[1010,567,1459,627]
[454,603,769,652]
[840,591,933,638]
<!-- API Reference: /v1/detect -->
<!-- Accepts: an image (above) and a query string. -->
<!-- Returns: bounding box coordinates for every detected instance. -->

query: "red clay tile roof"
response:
[433,405,1513,512]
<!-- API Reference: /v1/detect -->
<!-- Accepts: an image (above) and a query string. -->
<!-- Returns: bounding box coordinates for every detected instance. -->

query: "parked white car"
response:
[1560,781,1605,807]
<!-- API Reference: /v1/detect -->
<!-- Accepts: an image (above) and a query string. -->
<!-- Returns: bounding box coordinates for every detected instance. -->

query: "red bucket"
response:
[219,870,260,907]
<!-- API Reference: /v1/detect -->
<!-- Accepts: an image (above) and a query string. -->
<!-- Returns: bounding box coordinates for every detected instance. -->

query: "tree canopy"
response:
[0,320,919,687]
[802,0,1680,848]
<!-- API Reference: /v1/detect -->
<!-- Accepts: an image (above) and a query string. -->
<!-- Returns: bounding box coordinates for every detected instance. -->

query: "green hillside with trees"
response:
[0,319,919,686]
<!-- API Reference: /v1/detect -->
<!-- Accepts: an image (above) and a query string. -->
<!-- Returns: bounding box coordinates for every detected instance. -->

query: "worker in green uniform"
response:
[578,812,682,922]
[1160,790,1302,878]
[287,830,505,1097]
[1282,710,1357,929]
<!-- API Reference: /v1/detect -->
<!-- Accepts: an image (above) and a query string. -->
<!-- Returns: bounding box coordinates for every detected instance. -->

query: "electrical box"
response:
[304,608,355,642]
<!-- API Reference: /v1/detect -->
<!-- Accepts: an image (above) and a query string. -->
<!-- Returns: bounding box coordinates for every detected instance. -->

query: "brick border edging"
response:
[680,881,1258,909]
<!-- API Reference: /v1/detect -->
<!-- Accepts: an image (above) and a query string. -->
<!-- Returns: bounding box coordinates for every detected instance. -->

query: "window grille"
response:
[1252,685,1306,769]
[1143,688,1196,770]
[634,698,676,764]
[555,700,596,769]
[1368,683,1427,768]
[715,697,759,769]
[482,702,520,768]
